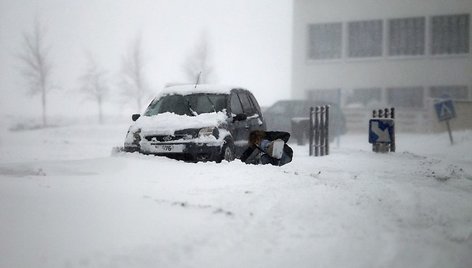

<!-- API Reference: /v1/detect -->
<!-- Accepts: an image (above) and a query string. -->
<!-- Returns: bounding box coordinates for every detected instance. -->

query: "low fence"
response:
[344,99,472,133]
[309,105,329,156]
[343,107,430,133]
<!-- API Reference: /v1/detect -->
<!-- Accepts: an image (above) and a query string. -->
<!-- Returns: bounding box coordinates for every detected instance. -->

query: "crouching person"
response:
[240,130,293,166]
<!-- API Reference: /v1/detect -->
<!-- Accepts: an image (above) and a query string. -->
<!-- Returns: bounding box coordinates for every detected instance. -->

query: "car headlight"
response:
[133,129,142,144]
[125,128,141,146]
[199,127,219,139]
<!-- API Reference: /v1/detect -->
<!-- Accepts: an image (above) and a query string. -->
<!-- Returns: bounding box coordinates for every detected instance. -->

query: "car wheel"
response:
[217,139,235,163]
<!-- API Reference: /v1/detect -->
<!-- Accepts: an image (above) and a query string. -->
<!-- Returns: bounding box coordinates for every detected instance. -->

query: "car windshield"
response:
[143,93,228,116]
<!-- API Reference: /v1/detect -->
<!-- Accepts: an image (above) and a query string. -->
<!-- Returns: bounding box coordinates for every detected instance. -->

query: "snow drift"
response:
[0,124,471,268]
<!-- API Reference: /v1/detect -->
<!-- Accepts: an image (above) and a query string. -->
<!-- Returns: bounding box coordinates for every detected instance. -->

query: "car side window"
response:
[238,92,256,115]
[248,93,261,114]
[230,93,244,115]
[249,94,262,116]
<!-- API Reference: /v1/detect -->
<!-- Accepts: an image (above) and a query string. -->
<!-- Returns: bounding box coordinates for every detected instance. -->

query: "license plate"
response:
[152,144,185,153]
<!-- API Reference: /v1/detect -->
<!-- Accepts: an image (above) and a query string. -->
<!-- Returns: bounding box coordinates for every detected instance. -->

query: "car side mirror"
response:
[233,113,247,122]
[132,114,141,121]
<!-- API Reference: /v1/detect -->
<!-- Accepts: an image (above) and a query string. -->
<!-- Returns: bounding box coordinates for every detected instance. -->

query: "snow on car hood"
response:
[132,111,228,135]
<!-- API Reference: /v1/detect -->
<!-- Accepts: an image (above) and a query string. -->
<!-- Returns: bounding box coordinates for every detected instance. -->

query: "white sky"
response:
[0,0,292,119]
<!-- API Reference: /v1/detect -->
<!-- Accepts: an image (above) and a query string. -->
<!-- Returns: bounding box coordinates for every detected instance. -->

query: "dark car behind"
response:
[263,100,346,145]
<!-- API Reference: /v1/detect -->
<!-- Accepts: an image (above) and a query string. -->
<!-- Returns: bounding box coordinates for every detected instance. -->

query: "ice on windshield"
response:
[144,94,227,116]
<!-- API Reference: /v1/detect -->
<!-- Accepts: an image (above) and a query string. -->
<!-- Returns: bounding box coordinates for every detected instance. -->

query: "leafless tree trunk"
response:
[79,53,109,124]
[183,33,214,84]
[120,35,150,113]
[18,18,53,127]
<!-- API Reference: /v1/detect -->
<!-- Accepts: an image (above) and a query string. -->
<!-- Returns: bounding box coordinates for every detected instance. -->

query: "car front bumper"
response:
[139,141,224,162]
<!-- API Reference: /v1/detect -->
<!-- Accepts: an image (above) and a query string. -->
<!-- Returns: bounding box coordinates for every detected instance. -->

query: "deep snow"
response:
[0,123,471,268]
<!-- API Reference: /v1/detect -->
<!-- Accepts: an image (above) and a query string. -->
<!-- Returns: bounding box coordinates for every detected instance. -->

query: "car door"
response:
[229,91,250,156]
[238,91,264,134]
[248,92,266,130]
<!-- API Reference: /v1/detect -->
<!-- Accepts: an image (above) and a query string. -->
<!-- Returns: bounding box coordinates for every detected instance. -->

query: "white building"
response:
[292,0,472,132]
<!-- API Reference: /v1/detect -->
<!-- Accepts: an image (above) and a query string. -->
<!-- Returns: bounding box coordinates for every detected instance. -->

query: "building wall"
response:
[292,0,472,103]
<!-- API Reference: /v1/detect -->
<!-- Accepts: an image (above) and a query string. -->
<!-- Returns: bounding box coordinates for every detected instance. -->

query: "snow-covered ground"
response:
[1,122,471,268]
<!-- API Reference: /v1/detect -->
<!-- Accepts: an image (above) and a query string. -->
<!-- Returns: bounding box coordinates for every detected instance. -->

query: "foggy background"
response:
[0,0,292,122]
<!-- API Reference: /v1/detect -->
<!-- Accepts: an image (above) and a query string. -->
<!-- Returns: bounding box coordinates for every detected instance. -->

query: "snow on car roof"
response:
[159,84,242,97]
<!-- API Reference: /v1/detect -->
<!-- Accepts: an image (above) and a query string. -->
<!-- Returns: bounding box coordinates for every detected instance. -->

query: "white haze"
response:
[0,0,292,121]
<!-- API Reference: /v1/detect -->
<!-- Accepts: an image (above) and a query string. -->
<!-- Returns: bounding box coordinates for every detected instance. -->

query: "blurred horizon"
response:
[0,0,292,122]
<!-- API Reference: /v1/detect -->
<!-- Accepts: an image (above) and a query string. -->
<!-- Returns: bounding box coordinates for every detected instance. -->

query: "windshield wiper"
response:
[205,95,217,113]
[185,97,198,116]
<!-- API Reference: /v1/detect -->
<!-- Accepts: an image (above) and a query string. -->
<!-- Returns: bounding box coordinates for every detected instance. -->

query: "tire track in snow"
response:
[143,195,235,217]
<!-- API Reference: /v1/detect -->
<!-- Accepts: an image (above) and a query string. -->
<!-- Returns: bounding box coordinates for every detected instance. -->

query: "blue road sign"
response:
[369,119,394,144]
[434,99,456,122]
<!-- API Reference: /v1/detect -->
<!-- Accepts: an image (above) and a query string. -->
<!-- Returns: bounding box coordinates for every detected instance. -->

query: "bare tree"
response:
[182,33,215,84]
[79,53,109,124]
[18,18,53,127]
[120,35,151,112]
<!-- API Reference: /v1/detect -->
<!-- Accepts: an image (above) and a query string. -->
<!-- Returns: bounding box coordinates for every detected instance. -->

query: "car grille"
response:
[145,134,192,142]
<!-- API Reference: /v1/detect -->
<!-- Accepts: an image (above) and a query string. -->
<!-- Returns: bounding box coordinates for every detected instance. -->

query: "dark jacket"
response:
[240,131,293,165]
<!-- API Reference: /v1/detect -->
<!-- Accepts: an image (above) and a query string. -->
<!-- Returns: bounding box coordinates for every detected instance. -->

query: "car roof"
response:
[159,84,243,96]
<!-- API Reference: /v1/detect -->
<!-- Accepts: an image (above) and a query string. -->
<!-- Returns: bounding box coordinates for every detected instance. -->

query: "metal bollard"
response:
[309,105,330,156]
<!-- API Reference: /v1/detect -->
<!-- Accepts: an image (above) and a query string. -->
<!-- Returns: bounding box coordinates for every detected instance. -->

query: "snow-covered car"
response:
[123,85,266,162]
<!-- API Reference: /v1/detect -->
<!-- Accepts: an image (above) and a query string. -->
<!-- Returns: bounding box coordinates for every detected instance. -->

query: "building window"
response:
[348,20,383,58]
[388,17,425,56]
[308,23,342,60]
[431,14,470,55]
[430,86,469,100]
[387,87,424,108]
[345,88,382,107]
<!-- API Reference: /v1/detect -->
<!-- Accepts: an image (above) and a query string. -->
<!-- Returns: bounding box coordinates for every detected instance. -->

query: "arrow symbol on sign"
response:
[371,121,391,142]
[439,103,453,118]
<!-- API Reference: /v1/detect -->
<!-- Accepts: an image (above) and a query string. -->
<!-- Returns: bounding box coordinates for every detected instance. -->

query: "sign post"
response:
[369,108,395,153]
[434,97,456,145]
